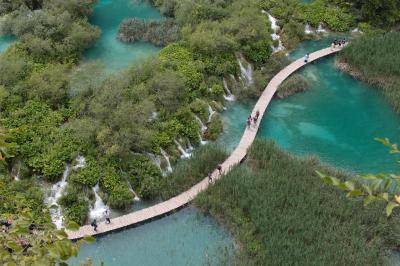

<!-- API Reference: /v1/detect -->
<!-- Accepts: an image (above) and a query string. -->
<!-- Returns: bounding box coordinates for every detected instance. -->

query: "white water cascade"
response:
[146,152,162,171]
[263,10,284,53]
[194,115,207,133]
[223,78,236,101]
[174,139,191,159]
[304,23,314,34]
[73,155,86,170]
[127,182,140,202]
[160,148,173,173]
[199,133,208,145]
[46,165,71,229]
[316,23,327,33]
[89,184,108,220]
[208,105,216,123]
[237,57,253,86]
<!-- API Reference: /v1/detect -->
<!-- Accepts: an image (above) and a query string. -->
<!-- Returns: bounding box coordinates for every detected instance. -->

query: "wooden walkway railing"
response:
[67,46,342,240]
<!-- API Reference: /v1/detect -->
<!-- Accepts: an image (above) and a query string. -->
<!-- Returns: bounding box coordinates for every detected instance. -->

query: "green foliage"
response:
[69,157,101,187]
[300,0,355,32]
[243,39,272,68]
[196,140,399,265]
[58,185,89,225]
[339,32,400,112]
[189,98,208,122]
[101,168,121,193]
[277,74,309,98]
[108,186,134,210]
[160,144,227,199]
[204,113,223,141]
[119,18,180,46]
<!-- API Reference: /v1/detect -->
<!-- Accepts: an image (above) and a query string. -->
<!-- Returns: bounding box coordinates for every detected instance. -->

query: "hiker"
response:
[304,53,310,63]
[217,165,222,175]
[256,110,260,119]
[247,116,252,128]
[91,219,97,232]
[208,172,212,183]
[104,209,111,224]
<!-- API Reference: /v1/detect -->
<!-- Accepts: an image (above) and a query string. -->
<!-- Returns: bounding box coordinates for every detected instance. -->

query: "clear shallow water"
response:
[84,0,162,72]
[221,38,400,174]
[70,208,234,266]
[0,35,15,53]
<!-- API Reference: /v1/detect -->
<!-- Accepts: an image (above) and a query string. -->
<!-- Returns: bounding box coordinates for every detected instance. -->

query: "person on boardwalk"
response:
[208,172,212,183]
[253,110,260,125]
[304,53,310,63]
[91,219,97,232]
[247,116,252,128]
[104,209,111,224]
[217,165,222,175]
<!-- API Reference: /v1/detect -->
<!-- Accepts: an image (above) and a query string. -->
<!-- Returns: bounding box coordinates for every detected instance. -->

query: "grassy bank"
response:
[196,140,400,265]
[338,32,400,112]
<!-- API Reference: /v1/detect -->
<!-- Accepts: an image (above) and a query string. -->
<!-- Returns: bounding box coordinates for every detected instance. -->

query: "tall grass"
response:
[159,144,227,199]
[339,32,400,112]
[196,140,400,265]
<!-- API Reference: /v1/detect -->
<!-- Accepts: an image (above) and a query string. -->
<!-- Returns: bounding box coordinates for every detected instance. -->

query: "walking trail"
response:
[67,46,343,240]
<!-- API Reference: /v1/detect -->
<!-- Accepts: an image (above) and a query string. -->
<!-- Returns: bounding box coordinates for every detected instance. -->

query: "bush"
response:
[58,185,89,225]
[160,144,227,199]
[69,157,101,187]
[204,113,223,141]
[277,74,309,98]
[108,186,133,210]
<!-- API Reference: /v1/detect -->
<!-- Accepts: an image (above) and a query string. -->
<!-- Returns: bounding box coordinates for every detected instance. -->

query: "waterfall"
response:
[149,111,158,122]
[237,57,253,86]
[160,148,173,173]
[208,105,216,123]
[263,10,285,53]
[194,115,207,133]
[351,28,361,33]
[146,152,162,171]
[304,23,314,34]
[199,133,208,145]
[316,23,327,33]
[89,184,108,220]
[187,140,194,152]
[174,140,191,159]
[45,164,71,229]
[127,182,140,202]
[223,78,236,101]
[73,155,86,170]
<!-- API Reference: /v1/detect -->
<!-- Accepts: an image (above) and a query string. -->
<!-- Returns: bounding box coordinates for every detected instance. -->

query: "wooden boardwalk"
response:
[67,46,342,240]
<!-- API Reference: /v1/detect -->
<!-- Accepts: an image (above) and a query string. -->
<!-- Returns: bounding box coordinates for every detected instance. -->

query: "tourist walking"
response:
[208,172,212,183]
[217,165,222,175]
[247,116,252,128]
[91,219,98,232]
[104,209,111,224]
[253,110,260,125]
[304,53,310,63]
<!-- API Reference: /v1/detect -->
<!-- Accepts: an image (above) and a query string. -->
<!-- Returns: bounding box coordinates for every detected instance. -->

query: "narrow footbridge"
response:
[67,46,342,240]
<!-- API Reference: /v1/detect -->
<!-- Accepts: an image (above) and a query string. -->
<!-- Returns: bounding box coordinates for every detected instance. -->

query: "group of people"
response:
[247,110,260,128]
[91,209,111,232]
[331,38,347,49]
[208,164,223,183]
[0,218,13,232]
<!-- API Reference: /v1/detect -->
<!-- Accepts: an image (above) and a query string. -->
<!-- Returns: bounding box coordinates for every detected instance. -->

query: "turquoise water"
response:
[0,35,15,53]
[221,38,400,174]
[70,208,234,266]
[84,0,162,72]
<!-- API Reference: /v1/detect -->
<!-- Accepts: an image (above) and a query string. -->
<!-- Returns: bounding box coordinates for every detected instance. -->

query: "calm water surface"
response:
[221,38,400,174]
[84,0,162,72]
[0,35,15,53]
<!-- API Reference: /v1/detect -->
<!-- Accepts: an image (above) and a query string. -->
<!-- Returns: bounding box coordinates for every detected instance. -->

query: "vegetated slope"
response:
[196,140,399,265]
[338,32,400,112]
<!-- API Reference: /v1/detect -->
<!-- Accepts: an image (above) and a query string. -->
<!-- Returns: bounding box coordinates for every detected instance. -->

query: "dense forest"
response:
[0,0,399,262]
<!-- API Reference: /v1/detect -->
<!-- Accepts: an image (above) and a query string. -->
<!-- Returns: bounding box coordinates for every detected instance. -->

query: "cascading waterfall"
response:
[89,183,108,220]
[237,57,253,86]
[263,10,284,53]
[127,181,141,202]
[194,115,207,133]
[174,139,191,159]
[146,152,162,172]
[316,23,327,33]
[160,148,173,173]
[74,155,86,170]
[223,78,236,101]
[304,23,314,34]
[208,105,216,123]
[46,165,71,229]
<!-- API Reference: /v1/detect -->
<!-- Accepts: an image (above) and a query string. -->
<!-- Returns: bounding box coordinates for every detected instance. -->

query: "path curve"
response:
[67,46,343,240]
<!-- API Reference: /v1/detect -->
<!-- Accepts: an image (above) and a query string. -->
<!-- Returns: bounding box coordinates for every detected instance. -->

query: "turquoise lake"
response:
[84,0,162,72]
[220,38,400,174]
[72,1,400,264]
[0,35,15,53]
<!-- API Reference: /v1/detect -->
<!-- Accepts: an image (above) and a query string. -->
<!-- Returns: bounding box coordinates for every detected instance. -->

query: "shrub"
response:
[108,186,133,210]
[58,185,89,225]
[69,157,101,187]
[277,74,309,98]
[204,113,223,141]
